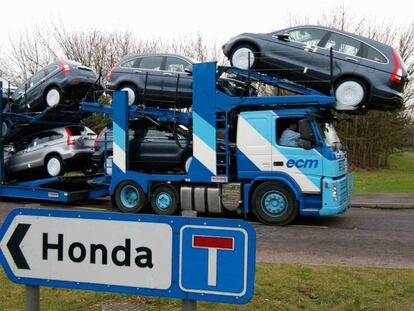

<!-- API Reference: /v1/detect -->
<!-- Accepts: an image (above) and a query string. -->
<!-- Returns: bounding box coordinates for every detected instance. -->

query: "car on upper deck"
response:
[10,60,99,114]
[222,25,408,112]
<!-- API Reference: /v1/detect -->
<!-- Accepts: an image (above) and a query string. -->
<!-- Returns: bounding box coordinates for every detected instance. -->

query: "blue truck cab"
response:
[106,61,353,225]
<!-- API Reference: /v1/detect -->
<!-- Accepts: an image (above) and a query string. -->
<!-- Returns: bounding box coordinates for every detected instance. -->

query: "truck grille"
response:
[337,158,346,173]
[338,177,348,205]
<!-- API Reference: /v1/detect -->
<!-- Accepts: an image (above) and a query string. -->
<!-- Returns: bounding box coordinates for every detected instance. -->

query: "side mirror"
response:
[184,67,193,75]
[165,133,175,140]
[277,33,290,41]
[299,119,315,142]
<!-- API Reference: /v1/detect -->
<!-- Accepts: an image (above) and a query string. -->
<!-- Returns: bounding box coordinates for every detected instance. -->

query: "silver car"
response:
[5,125,96,178]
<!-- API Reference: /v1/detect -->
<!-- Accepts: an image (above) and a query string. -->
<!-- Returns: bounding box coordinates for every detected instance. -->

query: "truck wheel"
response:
[183,155,193,173]
[45,155,65,177]
[151,185,179,215]
[114,180,146,213]
[252,181,298,225]
[230,44,258,70]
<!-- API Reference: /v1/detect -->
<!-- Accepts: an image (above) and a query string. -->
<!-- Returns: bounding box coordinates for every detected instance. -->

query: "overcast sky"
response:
[0,0,413,51]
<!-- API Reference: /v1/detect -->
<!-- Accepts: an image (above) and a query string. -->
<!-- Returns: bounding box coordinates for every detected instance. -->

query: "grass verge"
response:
[354,151,414,192]
[2,264,414,310]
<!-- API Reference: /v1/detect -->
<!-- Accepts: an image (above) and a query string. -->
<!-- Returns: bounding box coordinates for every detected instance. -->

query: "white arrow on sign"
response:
[0,215,173,290]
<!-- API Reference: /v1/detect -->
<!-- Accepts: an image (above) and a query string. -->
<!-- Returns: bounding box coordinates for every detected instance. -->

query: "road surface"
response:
[0,199,413,268]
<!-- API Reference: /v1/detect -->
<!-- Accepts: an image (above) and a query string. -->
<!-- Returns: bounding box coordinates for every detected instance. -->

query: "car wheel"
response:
[334,79,367,110]
[118,84,138,105]
[81,163,97,176]
[114,180,146,213]
[45,87,63,108]
[151,185,179,215]
[230,44,258,70]
[183,155,193,173]
[45,155,65,177]
[252,181,298,225]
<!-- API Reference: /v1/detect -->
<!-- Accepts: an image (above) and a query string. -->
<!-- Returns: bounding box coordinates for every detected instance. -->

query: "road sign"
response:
[0,208,255,304]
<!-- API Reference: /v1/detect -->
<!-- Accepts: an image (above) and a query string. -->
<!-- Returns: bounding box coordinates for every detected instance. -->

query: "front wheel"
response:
[334,79,367,110]
[114,180,146,213]
[118,84,138,105]
[252,181,298,225]
[230,44,258,70]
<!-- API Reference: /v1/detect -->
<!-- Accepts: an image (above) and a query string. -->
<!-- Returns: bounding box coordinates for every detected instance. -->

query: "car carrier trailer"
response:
[87,61,353,225]
[0,61,353,225]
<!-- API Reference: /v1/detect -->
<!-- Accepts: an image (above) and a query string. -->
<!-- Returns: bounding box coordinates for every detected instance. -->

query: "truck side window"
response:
[277,118,314,149]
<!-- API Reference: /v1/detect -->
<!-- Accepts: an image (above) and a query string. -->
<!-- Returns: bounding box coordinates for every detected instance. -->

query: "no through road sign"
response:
[0,208,256,304]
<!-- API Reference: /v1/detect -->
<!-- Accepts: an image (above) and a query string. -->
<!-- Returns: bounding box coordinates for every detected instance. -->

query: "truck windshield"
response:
[317,122,342,150]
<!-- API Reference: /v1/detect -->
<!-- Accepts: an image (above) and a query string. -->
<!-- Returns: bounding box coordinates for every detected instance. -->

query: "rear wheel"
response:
[114,180,146,213]
[151,185,179,215]
[334,79,367,110]
[252,181,298,225]
[45,87,63,108]
[118,84,138,105]
[45,155,65,177]
[230,44,258,70]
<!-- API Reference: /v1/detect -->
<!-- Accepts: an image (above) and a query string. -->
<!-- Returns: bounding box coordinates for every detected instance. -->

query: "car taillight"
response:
[390,49,402,84]
[60,60,71,74]
[65,127,76,145]
[108,67,115,79]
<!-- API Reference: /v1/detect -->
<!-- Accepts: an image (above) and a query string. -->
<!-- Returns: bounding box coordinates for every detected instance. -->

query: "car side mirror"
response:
[165,133,175,140]
[184,67,192,75]
[277,33,290,41]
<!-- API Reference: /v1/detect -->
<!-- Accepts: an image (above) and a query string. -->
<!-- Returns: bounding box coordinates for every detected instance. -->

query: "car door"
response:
[25,69,48,111]
[163,56,193,105]
[266,27,329,82]
[136,56,165,103]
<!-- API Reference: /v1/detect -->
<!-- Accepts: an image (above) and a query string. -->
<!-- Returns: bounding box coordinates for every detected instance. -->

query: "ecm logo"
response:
[179,226,248,296]
[286,159,318,169]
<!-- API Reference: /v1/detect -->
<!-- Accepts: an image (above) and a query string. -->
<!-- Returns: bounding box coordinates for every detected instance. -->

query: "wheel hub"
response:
[261,191,287,216]
[156,193,172,210]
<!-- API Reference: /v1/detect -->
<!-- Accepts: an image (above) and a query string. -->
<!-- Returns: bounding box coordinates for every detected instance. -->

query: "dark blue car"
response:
[223,25,408,111]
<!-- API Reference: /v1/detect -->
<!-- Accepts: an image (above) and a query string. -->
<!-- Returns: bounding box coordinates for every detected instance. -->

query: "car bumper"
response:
[319,173,354,216]
[370,86,404,111]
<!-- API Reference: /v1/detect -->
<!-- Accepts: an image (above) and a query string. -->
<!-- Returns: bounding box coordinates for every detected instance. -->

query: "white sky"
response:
[0,0,413,51]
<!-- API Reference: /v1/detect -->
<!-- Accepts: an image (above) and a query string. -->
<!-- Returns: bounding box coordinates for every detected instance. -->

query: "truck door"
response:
[272,117,322,194]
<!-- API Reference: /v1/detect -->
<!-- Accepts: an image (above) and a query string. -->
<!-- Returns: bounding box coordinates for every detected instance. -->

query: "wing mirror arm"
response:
[277,33,290,41]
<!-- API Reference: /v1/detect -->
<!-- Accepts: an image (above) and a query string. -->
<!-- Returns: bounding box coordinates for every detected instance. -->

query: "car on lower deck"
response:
[92,122,193,173]
[222,25,408,112]
[5,125,96,179]
[10,60,99,114]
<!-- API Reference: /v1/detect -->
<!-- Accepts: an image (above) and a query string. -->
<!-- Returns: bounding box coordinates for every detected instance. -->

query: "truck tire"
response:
[151,185,179,215]
[45,155,65,177]
[114,180,146,213]
[252,181,298,225]
[230,44,258,70]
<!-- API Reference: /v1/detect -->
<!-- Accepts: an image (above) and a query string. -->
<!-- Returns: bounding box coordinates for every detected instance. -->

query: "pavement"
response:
[352,192,414,208]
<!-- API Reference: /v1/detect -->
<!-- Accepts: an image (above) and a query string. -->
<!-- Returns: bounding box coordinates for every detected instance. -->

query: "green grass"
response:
[354,152,414,193]
[2,264,414,310]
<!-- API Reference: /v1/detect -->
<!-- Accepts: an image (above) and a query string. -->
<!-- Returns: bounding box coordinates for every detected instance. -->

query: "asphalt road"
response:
[0,199,413,269]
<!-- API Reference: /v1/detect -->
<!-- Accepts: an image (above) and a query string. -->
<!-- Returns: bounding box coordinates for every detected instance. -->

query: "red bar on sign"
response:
[193,235,234,250]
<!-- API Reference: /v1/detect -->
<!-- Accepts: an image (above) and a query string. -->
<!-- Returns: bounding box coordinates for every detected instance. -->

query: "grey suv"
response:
[5,125,96,178]
[223,25,408,111]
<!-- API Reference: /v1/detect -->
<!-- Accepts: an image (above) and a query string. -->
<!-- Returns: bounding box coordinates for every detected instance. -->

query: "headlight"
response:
[332,185,337,201]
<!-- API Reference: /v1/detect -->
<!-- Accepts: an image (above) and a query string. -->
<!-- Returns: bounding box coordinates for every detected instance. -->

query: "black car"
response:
[92,122,193,173]
[107,53,256,108]
[11,60,98,113]
[222,25,408,111]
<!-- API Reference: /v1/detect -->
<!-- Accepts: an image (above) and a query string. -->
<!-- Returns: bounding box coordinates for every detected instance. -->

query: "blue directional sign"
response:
[0,208,255,304]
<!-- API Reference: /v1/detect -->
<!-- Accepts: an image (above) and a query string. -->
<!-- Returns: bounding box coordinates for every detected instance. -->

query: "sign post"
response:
[0,208,256,307]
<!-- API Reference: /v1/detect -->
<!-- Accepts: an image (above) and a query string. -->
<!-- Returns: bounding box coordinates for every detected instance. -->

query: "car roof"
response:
[275,25,392,51]
[118,53,197,65]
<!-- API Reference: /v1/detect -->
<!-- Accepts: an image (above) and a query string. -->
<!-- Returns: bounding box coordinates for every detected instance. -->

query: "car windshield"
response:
[317,121,342,150]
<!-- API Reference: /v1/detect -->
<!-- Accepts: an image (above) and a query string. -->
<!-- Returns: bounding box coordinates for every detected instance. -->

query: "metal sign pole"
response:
[25,285,40,311]
[181,209,197,311]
